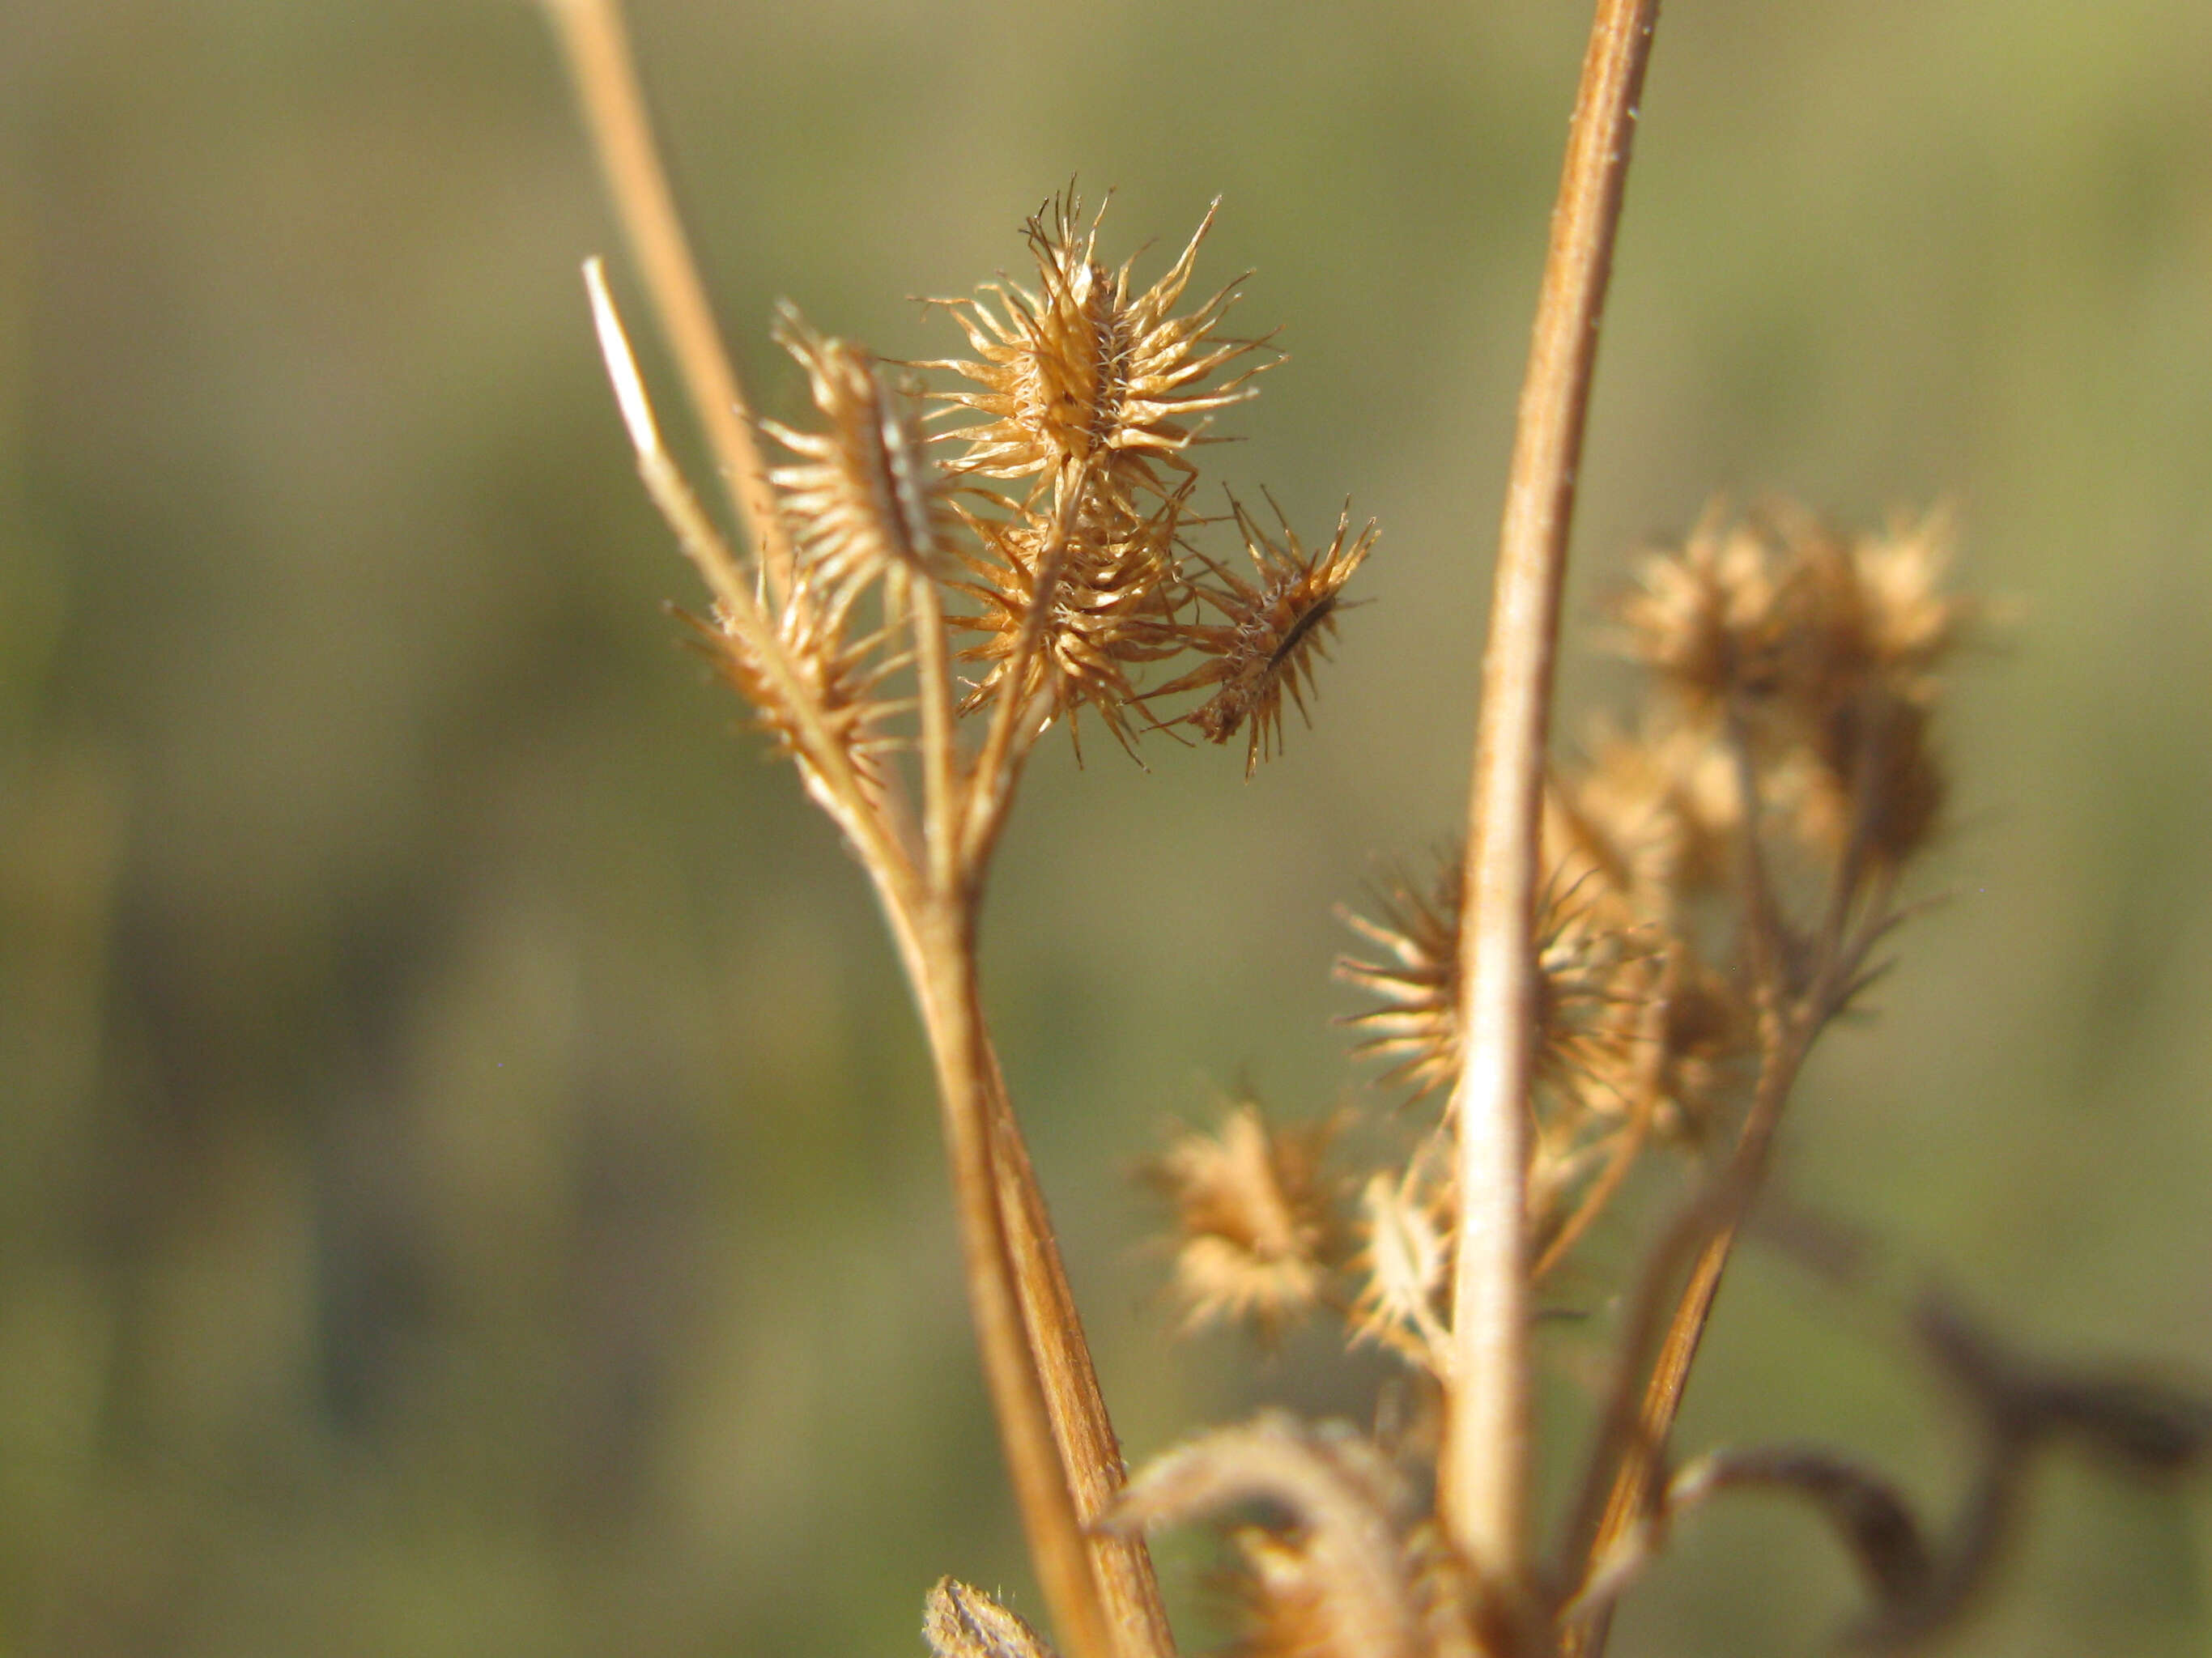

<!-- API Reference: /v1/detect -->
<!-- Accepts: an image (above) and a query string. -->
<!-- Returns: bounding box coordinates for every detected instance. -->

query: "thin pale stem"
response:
[1562,863,1902,1656]
[981,1055,1179,1658]
[908,903,1118,1658]
[910,569,963,895]
[959,461,1093,882]
[915,566,1173,1658]
[544,0,797,603]
[1446,0,1660,1622]
[584,261,894,869]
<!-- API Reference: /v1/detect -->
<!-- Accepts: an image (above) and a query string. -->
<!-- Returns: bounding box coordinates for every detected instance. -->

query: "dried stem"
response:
[555,10,1161,1650]
[584,261,895,869]
[983,1056,1179,1658]
[959,462,1095,884]
[1445,0,1660,1620]
[544,0,796,602]
[1561,851,1904,1658]
[908,908,1118,1658]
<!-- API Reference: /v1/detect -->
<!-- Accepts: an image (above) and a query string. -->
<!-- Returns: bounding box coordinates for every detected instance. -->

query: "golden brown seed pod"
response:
[1154,497,1375,776]
[1145,1103,1344,1340]
[764,304,952,623]
[924,192,1270,504]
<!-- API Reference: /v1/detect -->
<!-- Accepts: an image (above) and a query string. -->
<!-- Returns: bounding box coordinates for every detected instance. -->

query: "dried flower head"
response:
[1612,503,1972,874]
[1552,716,1744,903]
[925,193,1268,503]
[1767,508,1967,869]
[1154,497,1375,776]
[1146,1103,1344,1339]
[765,304,951,621]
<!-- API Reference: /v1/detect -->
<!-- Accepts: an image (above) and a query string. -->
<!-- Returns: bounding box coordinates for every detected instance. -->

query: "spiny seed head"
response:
[1613,503,1787,708]
[949,488,1189,760]
[682,599,906,784]
[1767,508,1967,869]
[1554,716,1745,903]
[765,304,952,621]
[1615,502,1971,871]
[1146,1103,1344,1340]
[1155,496,1375,776]
[1337,847,1654,1125]
[925,191,1270,504]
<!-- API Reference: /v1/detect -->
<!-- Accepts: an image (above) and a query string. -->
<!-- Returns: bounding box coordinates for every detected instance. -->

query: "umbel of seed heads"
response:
[921,192,1374,764]
[729,191,1373,773]
[1097,505,1976,1658]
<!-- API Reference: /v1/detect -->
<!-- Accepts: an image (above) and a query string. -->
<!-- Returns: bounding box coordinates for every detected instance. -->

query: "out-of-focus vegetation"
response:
[4,2,2209,1653]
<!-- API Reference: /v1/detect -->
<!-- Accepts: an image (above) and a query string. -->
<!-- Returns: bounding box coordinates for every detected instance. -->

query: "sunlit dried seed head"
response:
[949,488,1188,759]
[1335,857,1463,1103]
[923,1579,1058,1658]
[1154,498,1375,776]
[764,305,953,621]
[1146,1103,1343,1339]
[925,192,1269,500]
[1614,502,1972,873]
[1771,504,1968,714]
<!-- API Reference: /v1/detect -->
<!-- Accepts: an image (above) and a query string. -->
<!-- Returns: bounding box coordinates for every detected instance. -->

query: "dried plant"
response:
[542,1,2209,1653]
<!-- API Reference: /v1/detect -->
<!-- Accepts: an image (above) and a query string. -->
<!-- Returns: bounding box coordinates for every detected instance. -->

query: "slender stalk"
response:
[917,543,1173,1656]
[1561,861,1902,1657]
[908,906,1118,1658]
[1445,0,1660,1618]
[910,570,963,895]
[983,1057,1179,1658]
[583,260,895,871]
[544,0,797,603]
[959,461,1094,882]
[560,19,1138,1642]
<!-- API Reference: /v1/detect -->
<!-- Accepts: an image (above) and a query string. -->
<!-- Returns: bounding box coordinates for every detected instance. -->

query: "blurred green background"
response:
[5,1,2210,1652]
